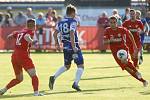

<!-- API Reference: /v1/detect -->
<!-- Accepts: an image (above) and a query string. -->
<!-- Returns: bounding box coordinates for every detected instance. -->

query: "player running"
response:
[104,16,148,87]
[0,19,43,96]
[136,10,149,65]
[48,4,84,91]
[122,9,144,68]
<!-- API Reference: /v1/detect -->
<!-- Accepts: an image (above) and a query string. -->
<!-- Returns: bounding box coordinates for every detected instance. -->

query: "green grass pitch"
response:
[0,53,150,100]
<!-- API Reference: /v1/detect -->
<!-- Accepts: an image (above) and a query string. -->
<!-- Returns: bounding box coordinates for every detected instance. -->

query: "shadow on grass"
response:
[89,66,118,69]
[0,86,134,99]
[44,86,134,95]
[139,91,150,95]
[81,75,129,80]
[0,90,45,99]
[0,93,33,99]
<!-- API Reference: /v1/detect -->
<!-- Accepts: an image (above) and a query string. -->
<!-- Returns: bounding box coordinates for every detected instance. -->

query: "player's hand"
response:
[32,40,38,45]
[73,47,78,53]
[145,31,149,36]
[55,43,61,52]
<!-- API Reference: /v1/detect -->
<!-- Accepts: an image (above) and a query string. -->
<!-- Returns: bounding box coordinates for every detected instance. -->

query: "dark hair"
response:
[52,10,56,15]
[27,19,35,23]
[66,4,76,16]
[109,16,117,21]
[130,9,135,12]
[125,7,130,11]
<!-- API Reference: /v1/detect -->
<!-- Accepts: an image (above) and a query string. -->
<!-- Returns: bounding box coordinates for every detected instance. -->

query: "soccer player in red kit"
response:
[122,9,144,68]
[0,19,43,96]
[104,16,148,87]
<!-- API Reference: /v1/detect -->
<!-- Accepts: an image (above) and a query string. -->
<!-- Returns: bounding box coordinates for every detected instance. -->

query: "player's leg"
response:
[123,59,148,87]
[49,64,70,90]
[0,58,23,95]
[23,58,43,96]
[134,39,142,68]
[26,68,43,96]
[113,50,148,87]
[73,50,84,91]
[49,50,72,90]
[139,33,145,65]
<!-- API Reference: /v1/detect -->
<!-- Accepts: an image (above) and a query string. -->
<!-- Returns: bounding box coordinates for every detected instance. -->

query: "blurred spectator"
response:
[0,12,4,26]
[51,10,57,23]
[46,7,53,18]
[97,11,109,52]
[87,11,109,53]
[112,9,122,26]
[50,10,58,47]
[57,15,62,23]
[145,11,150,31]
[97,12,109,29]
[45,11,53,48]
[6,6,13,19]
[57,15,62,43]
[75,15,81,27]
[121,7,130,22]
[14,11,27,26]
[26,7,35,19]
[2,13,15,27]
[36,12,46,50]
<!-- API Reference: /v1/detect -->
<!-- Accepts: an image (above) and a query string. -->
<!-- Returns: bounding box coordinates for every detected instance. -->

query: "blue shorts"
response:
[63,49,84,65]
[140,33,145,46]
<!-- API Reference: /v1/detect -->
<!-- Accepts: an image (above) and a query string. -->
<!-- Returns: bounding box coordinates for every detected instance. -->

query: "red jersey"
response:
[122,19,143,50]
[104,27,131,51]
[11,28,35,74]
[13,28,34,53]
[104,27,134,70]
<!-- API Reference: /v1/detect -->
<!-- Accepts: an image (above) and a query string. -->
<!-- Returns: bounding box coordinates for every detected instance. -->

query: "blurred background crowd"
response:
[0,0,150,52]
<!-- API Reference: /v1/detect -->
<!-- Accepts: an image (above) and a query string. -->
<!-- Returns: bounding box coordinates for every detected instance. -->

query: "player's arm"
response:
[127,30,138,58]
[7,33,14,40]
[138,21,144,33]
[103,29,110,44]
[103,38,111,44]
[144,21,149,35]
[53,30,61,51]
[24,34,37,44]
[70,22,78,52]
[7,31,17,40]
[53,24,61,51]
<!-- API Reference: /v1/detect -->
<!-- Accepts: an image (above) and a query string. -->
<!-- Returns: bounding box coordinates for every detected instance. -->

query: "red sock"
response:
[131,71,145,82]
[6,79,21,89]
[126,69,145,82]
[31,75,39,91]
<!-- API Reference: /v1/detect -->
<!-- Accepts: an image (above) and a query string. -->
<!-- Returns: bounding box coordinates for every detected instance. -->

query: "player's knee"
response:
[16,77,23,82]
[16,74,23,82]
[27,68,37,77]
[77,64,84,69]
[65,65,71,70]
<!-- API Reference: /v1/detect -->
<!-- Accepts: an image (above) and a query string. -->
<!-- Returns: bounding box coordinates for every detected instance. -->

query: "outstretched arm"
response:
[7,32,16,40]
[53,30,61,51]
[24,34,37,44]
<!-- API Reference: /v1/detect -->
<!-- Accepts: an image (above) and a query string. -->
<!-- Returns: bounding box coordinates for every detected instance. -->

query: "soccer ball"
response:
[117,49,127,60]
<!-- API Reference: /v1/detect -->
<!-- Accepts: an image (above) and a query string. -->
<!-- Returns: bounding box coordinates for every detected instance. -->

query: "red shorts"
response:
[11,53,35,75]
[112,48,133,70]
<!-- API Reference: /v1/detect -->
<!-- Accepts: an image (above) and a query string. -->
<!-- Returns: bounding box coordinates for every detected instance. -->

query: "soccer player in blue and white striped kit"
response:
[49,4,84,91]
